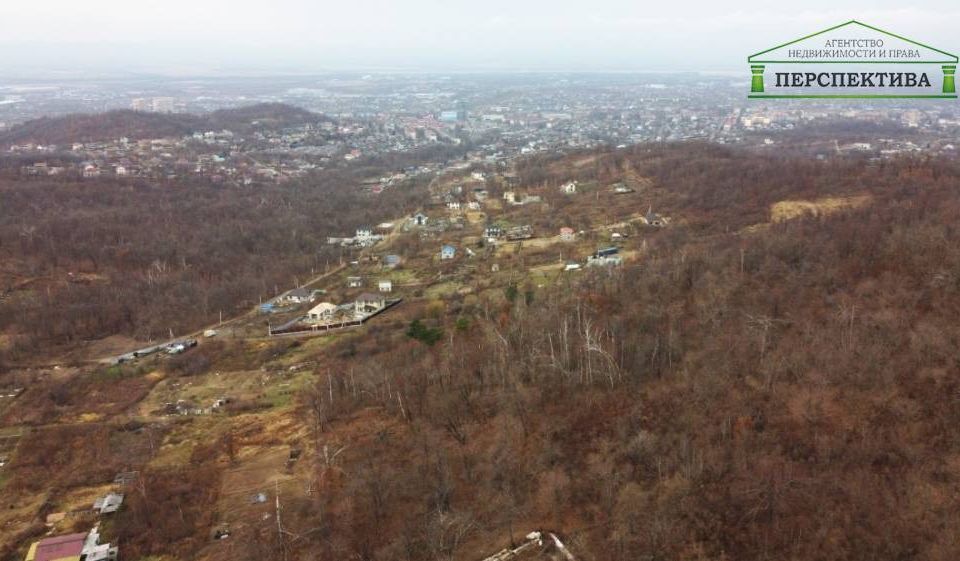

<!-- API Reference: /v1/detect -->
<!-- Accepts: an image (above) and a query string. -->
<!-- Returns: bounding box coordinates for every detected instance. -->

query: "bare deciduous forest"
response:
[274,146,960,561]
[5,143,960,561]
[0,168,427,361]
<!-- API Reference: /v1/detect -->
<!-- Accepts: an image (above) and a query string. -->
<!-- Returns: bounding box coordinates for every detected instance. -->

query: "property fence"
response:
[267,298,402,337]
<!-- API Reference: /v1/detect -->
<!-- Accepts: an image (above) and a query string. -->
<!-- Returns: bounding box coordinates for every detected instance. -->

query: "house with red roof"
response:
[23,526,117,561]
[24,533,85,561]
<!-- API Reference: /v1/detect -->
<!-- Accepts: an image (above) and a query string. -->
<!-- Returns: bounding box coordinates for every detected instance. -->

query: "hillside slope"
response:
[5,144,960,561]
[263,145,960,561]
[0,102,328,145]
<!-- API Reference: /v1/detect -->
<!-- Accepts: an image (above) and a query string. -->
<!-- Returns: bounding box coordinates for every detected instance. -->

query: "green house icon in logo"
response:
[748,20,958,99]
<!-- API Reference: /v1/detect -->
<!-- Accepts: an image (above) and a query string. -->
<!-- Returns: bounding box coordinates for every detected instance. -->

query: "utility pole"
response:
[275,480,288,561]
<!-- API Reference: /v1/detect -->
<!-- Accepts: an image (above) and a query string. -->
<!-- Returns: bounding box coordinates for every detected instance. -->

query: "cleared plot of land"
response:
[217,445,299,519]
[770,194,872,222]
[424,281,463,299]
[138,367,314,419]
[465,211,487,223]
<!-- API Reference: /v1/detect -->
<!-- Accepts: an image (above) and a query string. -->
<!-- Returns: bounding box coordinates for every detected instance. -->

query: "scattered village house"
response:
[411,212,429,226]
[93,492,124,515]
[560,180,577,194]
[484,225,503,242]
[354,293,386,316]
[24,526,117,561]
[587,246,623,267]
[280,287,315,305]
[559,227,575,242]
[347,276,363,288]
[378,280,393,293]
[643,207,667,227]
[307,302,338,323]
[440,244,456,260]
[355,227,380,246]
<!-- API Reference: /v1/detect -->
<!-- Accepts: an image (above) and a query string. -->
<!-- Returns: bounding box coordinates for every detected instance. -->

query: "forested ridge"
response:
[0,102,326,146]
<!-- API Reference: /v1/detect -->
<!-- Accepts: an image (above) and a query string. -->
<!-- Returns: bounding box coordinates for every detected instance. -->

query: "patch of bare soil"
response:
[771,194,872,222]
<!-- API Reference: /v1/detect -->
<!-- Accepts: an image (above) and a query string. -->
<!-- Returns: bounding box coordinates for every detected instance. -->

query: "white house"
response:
[484,225,503,241]
[281,287,315,304]
[307,302,338,323]
[355,227,375,244]
[355,293,386,315]
[560,181,577,194]
[93,493,124,515]
[378,280,393,293]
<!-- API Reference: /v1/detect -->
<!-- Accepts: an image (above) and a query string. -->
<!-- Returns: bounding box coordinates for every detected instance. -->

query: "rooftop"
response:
[29,533,86,561]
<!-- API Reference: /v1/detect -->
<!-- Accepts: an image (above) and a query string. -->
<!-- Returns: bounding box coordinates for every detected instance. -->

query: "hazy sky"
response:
[2,0,959,75]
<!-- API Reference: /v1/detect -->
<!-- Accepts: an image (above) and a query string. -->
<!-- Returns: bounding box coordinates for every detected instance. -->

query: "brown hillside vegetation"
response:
[6,144,960,561]
[0,168,428,362]
[262,147,960,560]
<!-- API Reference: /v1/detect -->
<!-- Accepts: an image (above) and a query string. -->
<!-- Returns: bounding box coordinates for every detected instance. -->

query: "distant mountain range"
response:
[0,103,331,146]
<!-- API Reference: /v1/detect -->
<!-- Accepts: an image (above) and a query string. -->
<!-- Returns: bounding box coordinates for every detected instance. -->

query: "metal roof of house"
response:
[93,492,124,514]
[286,287,311,297]
[308,302,337,315]
[32,533,86,561]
